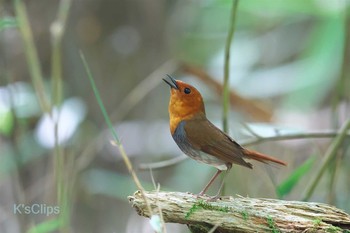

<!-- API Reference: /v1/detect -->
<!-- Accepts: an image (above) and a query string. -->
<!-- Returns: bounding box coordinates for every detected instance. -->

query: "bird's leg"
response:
[198,169,222,196]
[209,170,229,201]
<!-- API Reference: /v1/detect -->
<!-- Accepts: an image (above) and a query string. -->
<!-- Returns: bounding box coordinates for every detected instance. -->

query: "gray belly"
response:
[178,144,228,170]
[172,120,228,170]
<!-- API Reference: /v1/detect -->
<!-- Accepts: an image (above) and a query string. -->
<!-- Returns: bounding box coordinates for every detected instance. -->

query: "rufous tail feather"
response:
[243,149,287,166]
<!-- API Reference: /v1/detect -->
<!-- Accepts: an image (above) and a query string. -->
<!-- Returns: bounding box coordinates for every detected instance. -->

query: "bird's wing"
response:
[184,118,253,169]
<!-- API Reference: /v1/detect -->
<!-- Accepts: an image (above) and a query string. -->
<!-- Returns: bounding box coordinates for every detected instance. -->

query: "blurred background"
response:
[1,0,350,232]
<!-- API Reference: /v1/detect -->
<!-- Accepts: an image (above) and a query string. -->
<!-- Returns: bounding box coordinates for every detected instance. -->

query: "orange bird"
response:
[163,75,287,199]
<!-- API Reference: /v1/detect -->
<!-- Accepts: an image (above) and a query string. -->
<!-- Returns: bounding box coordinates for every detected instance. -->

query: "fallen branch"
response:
[128,190,350,233]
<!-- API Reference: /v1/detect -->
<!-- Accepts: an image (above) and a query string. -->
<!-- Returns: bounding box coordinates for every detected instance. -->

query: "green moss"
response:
[266,216,281,233]
[240,211,249,221]
[325,225,342,232]
[185,203,200,219]
[185,200,229,219]
[312,218,322,227]
[312,218,343,233]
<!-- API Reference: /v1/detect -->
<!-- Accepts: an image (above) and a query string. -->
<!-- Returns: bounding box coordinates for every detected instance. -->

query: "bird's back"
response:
[172,116,253,170]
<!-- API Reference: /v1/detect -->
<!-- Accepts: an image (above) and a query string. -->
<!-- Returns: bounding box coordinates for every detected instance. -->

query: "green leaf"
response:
[0,106,14,136]
[0,18,18,31]
[276,155,316,198]
[27,217,65,233]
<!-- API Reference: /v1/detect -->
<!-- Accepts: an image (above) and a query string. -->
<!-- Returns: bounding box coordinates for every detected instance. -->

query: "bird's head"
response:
[163,75,205,121]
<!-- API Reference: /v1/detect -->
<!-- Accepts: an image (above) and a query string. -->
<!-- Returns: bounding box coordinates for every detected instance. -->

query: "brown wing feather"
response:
[183,118,253,169]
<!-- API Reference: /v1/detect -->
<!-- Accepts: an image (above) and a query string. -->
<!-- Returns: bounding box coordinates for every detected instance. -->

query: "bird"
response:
[163,75,287,200]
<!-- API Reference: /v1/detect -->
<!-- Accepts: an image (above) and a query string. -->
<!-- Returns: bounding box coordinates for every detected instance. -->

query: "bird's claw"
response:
[195,193,221,202]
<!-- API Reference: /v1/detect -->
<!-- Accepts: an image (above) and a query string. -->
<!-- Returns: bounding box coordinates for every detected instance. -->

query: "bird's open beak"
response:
[163,74,179,90]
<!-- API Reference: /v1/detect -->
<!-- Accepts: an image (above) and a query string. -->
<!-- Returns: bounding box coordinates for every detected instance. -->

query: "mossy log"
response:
[128,190,350,233]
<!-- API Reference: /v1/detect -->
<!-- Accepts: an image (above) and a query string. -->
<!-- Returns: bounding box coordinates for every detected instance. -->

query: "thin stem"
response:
[241,131,350,146]
[327,151,341,204]
[221,0,239,197]
[50,2,72,232]
[80,51,120,143]
[302,119,350,201]
[80,51,153,216]
[331,9,350,128]
[222,0,239,133]
[51,0,71,106]
[13,0,51,113]
[240,122,263,139]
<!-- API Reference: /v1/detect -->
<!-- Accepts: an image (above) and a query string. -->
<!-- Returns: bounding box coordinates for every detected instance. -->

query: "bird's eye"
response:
[184,87,191,94]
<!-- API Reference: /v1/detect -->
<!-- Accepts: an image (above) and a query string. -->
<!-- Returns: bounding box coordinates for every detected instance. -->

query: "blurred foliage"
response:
[0,17,17,31]
[277,155,316,198]
[0,0,350,233]
[27,218,65,233]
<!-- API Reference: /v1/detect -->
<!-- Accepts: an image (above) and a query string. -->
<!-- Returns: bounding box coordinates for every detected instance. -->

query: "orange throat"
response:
[168,105,205,135]
[166,81,205,135]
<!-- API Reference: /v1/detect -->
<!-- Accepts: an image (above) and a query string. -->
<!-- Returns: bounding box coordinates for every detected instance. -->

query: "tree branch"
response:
[129,190,350,233]
[241,130,350,147]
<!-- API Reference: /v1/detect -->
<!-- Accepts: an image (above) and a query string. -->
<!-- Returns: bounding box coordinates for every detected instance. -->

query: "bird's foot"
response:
[206,194,221,202]
[195,192,221,202]
[195,191,208,199]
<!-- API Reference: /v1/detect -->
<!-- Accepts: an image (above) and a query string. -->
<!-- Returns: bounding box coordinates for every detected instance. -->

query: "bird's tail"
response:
[243,149,287,166]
